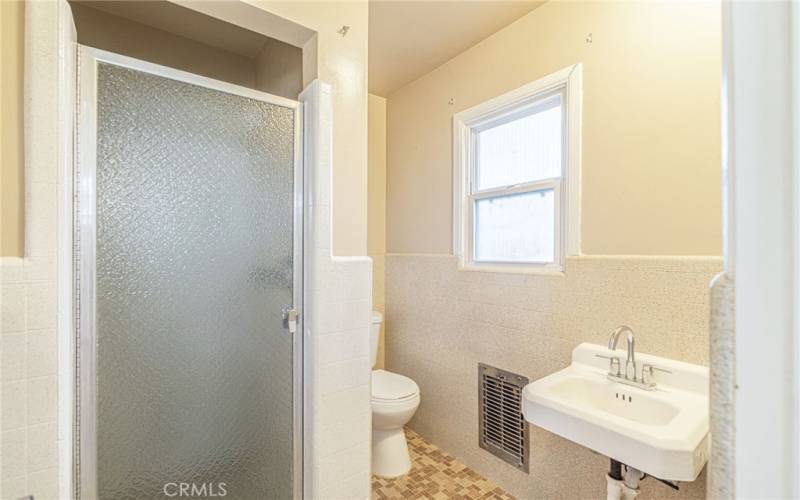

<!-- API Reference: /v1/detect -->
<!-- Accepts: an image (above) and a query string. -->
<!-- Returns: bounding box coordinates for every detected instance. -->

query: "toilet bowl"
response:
[370,312,420,478]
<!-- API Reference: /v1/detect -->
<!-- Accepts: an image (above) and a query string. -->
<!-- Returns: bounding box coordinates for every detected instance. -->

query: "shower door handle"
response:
[282,308,298,334]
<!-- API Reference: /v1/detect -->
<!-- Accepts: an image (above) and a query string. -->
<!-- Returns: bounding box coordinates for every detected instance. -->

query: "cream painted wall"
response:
[368,93,386,368]
[368,94,387,256]
[1,0,24,257]
[248,0,369,256]
[386,0,722,256]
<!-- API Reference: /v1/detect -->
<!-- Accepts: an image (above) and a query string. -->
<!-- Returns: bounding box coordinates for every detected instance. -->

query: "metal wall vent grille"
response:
[478,363,530,473]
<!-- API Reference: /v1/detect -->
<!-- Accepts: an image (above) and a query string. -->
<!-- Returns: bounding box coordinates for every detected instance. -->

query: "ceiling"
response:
[369,1,544,96]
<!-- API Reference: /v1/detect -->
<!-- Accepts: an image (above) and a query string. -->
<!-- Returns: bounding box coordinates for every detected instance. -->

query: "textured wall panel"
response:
[386,254,721,499]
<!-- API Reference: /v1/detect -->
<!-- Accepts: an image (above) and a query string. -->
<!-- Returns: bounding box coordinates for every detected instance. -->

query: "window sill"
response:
[458,262,566,277]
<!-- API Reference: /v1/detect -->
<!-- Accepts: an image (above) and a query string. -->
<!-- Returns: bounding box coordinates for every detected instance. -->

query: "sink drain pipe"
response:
[606,459,624,500]
[622,465,644,499]
[606,458,678,499]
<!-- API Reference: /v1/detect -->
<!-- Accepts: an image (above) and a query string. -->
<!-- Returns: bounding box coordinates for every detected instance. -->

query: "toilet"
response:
[370,311,420,478]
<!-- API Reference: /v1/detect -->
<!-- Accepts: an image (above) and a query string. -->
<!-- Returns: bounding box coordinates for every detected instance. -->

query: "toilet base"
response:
[372,427,412,478]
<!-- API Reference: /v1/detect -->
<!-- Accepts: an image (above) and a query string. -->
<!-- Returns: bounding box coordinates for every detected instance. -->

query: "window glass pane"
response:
[474,190,555,263]
[477,96,562,191]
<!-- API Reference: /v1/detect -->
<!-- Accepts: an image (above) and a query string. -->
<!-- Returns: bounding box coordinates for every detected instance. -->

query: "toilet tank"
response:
[371,311,383,367]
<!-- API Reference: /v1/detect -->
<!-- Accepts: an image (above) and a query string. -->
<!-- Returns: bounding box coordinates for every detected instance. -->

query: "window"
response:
[453,64,581,272]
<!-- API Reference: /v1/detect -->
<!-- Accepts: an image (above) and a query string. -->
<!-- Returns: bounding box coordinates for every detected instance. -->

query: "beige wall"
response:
[386,0,722,256]
[250,0,369,256]
[1,0,24,257]
[368,93,386,368]
[368,94,387,257]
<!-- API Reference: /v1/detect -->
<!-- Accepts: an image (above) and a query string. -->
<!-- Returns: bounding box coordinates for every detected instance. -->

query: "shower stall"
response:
[74,47,303,498]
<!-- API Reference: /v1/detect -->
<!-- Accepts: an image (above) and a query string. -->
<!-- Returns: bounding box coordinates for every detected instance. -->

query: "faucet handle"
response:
[611,357,621,377]
[641,363,672,386]
[595,354,621,376]
[643,363,672,374]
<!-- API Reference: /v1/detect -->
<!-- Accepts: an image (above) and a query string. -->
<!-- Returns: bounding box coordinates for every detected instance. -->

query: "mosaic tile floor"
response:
[372,428,516,500]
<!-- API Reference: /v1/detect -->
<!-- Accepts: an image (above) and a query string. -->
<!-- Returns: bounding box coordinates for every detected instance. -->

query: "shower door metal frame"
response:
[74,46,304,499]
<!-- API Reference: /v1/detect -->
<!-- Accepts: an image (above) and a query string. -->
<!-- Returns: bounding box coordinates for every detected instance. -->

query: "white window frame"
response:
[452,63,582,274]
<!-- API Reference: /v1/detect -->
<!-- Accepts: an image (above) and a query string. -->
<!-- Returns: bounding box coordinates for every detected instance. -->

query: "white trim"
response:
[297,80,315,500]
[291,98,305,500]
[565,64,583,257]
[87,48,301,110]
[56,1,76,498]
[723,2,800,498]
[74,46,304,497]
[721,1,735,274]
[452,64,582,273]
[385,252,723,263]
[76,46,98,498]
[297,78,323,500]
[793,5,800,495]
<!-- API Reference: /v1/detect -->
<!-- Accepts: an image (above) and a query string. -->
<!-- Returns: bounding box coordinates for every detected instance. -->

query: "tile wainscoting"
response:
[1,2,63,498]
[302,81,373,500]
[385,254,722,499]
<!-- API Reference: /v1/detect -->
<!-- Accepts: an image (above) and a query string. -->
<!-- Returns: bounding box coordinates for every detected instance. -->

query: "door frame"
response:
[720,1,800,497]
[73,45,305,499]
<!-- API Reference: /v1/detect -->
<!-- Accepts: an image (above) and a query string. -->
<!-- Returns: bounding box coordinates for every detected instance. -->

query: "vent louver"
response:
[478,363,530,473]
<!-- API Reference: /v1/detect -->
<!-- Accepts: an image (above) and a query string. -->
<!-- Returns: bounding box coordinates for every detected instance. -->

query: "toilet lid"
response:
[372,370,419,400]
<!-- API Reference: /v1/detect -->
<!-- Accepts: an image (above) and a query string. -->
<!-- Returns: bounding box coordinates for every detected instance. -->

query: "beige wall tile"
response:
[26,376,56,426]
[1,474,27,499]
[1,333,26,381]
[27,466,59,500]
[1,428,27,479]
[25,283,56,331]
[26,329,56,379]
[386,254,720,499]
[26,422,57,473]
[1,285,25,333]
[1,380,26,431]
[22,255,56,282]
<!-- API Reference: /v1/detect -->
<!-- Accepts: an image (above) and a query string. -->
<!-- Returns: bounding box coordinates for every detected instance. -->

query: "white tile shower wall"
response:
[300,81,372,500]
[386,254,722,500]
[1,3,62,499]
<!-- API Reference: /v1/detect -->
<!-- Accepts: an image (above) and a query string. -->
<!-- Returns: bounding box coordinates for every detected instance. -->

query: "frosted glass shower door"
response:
[75,48,302,499]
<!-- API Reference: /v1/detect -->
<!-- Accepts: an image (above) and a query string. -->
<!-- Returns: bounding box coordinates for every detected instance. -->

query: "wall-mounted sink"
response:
[522,343,709,481]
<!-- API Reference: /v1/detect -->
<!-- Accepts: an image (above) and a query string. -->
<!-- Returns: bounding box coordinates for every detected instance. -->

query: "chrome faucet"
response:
[596,325,672,391]
[608,325,636,380]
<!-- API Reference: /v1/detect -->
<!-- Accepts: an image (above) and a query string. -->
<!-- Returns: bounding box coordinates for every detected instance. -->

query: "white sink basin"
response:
[522,343,709,481]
